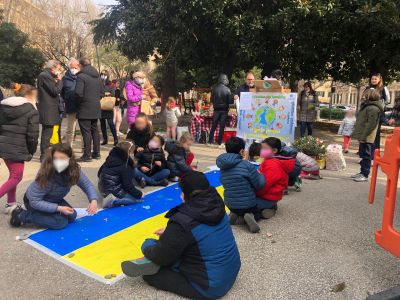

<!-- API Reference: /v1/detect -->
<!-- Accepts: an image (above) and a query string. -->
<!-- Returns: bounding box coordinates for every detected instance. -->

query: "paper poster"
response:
[237,92,298,144]
[239,92,252,110]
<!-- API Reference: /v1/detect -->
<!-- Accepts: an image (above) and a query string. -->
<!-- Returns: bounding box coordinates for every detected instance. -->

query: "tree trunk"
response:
[161,61,176,110]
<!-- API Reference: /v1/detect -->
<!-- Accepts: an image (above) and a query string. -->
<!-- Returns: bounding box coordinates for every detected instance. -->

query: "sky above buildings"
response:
[95,0,117,5]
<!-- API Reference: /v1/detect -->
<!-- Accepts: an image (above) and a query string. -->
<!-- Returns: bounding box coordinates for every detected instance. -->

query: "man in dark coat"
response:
[61,58,80,147]
[233,71,255,100]
[37,60,63,160]
[208,74,232,146]
[75,57,104,162]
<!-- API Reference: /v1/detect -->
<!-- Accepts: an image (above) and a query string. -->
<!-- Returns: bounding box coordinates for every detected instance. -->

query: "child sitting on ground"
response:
[164,97,182,141]
[98,141,144,208]
[165,132,195,181]
[126,112,154,153]
[216,137,265,233]
[256,137,295,217]
[279,143,303,192]
[338,108,356,153]
[121,171,241,300]
[248,141,262,164]
[135,135,170,187]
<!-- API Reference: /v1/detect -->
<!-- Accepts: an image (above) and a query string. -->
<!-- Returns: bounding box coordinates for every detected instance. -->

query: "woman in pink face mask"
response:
[256,137,295,218]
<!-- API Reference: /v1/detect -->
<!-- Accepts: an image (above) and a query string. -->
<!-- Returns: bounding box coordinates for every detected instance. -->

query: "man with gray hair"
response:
[37,59,63,160]
[61,58,80,147]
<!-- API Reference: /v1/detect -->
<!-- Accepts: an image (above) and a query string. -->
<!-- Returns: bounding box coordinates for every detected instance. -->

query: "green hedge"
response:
[319,108,345,120]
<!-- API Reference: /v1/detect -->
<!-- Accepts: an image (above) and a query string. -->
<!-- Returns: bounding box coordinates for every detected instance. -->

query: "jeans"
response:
[65,113,77,147]
[0,160,24,204]
[111,194,140,207]
[100,117,118,144]
[78,119,100,157]
[143,267,209,300]
[359,142,373,177]
[208,111,228,145]
[40,124,54,158]
[300,121,313,137]
[134,169,170,186]
[256,198,278,210]
[20,195,77,230]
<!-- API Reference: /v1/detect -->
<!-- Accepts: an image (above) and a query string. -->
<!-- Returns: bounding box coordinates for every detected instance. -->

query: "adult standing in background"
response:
[208,74,232,146]
[75,57,104,162]
[61,58,80,147]
[113,80,124,136]
[37,60,63,161]
[125,71,144,127]
[141,75,159,116]
[100,70,118,146]
[366,73,390,150]
[298,81,319,137]
[233,71,256,101]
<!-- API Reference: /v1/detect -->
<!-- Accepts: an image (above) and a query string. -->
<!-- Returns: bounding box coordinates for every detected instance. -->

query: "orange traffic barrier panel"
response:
[369,127,400,257]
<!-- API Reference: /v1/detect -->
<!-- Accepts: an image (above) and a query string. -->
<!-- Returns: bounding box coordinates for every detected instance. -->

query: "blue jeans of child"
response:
[300,121,313,137]
[134,169,170,186]
[359,142,373,177]
[256,198,278,210]
[20,194,77,230]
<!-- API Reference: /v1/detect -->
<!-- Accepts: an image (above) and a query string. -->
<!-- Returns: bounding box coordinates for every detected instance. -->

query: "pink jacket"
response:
[125,80,142,125]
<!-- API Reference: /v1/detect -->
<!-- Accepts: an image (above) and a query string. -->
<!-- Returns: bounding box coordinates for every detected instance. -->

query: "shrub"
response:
[293,136,327,158]
[320,108,345,120]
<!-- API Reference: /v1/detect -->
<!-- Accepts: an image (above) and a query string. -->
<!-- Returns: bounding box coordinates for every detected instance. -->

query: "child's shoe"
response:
[156,179,169,187]
[261,209,276,219]
[121,257,160,277]
[139,178,147,189]
[102,194,117,209]
[294,177,302,192]
[229,212,239,225]
[283,189,289,195]
[244,213,260,233]
[10,205,23,227]
[4,203,17,215]
[354,175,368,182]
[169,176,180,182]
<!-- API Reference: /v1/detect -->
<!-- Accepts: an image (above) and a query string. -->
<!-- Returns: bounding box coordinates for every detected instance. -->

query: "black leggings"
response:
[143,267,209,300]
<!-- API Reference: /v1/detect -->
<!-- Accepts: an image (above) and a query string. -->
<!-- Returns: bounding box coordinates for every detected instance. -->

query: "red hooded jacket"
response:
[256,157,295,201]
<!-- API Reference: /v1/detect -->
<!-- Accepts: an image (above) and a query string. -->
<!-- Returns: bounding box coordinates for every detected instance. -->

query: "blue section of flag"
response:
[29,171,221,256]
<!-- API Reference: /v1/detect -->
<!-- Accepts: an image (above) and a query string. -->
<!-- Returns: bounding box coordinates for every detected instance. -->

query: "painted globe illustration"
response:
[255,106,276,127]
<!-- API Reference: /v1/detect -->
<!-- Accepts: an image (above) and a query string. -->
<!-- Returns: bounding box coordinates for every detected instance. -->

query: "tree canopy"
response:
[0,22,44,86]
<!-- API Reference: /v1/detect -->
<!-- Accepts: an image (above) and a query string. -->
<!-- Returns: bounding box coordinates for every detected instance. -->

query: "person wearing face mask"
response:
[126,112,154,153]
[256,137,295,216]
[37,60,64,161]
[0,85,39,214]
[9,143,98,229]
[233,71,256,101]
[98,141,144,208]
[61,58,80,147]
[134,135,170,187]
[298,81,319,137]
[216,137,265,233]
[125,70,145,126]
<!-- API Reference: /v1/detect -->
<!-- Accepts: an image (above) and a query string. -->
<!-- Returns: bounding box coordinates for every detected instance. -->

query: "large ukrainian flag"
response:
[25,171,222,284]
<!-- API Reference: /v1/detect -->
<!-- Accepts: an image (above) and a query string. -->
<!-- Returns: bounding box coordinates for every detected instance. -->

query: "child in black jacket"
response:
[165,132,194,181]
[135,135,170,187]
[98,141,144,208]
[126,112,154,153]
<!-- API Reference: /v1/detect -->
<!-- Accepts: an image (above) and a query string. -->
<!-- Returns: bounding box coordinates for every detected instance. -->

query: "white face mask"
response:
[53,159,70,173]
[135,78,145,85]
[70,68,79,75]
[101,75,107,80]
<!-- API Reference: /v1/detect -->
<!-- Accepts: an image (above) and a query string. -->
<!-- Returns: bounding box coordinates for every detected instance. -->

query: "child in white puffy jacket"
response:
[338,109,356,153]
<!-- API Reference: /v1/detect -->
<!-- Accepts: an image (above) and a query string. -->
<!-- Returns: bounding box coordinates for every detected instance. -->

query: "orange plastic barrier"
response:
[369,127,400,257]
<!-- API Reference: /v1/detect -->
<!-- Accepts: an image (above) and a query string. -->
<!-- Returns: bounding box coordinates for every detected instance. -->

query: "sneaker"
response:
[169,176,180,182]
[4,203,17,215]
[139,178,147,189]
[261,209,276,219]
[351,173,362,179]
[229,212,239,225]
[102,194,116,209]
[92,153,101,160]
[156,179,169,187]
[10,205,23,227]
[283,189,289,195]
[218,144,225,149]
[78,156,93,162]
[354,175,368,182]
[343,150,349,154]
[294,177,302,192]
[121,258,160,277]
[244,213,260,233]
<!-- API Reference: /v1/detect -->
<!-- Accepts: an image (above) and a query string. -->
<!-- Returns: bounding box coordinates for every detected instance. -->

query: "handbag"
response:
[100,96,116,111]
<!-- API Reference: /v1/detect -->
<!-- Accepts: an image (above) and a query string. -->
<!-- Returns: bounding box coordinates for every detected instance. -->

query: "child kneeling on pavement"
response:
[216,137,265,233]
[98,141,144,208]
[134,135,170,187]
[10,144,98,229]
[121,171,241,300]
[256,137,295,215]
[165,132,195,181]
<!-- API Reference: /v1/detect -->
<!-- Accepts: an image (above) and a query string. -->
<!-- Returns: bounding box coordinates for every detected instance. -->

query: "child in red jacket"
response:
[256,137,295,218]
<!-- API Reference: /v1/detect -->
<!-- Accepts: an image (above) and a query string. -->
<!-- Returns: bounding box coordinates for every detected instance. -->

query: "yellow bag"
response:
[50,125,59,144]
[100,96,116,111]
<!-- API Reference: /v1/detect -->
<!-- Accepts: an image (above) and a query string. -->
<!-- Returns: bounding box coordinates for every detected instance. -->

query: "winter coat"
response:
[165,141,192,177]
[298,91,319,122]
[338,117,356,136]
[0,97,39,161]
[61,70,77,114]
[164,107,181,127]
[216,153,265,210]
[296,152,320,173]
[352,100,383,143]
[75,65,103,120]
[37,69,63,125]
[135,147,167,176]
[142,81,158,115]
[126,125,154,152]
[125,80,142,125]
[26,170,98,213]
[141,187,241,299]
[211,74,232,111]
[98,147,142,199]
[233,84,250,98]
[256,157,295,201]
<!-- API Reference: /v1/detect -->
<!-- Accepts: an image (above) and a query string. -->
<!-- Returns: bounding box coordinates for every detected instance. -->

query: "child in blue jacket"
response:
[216,137,265,233]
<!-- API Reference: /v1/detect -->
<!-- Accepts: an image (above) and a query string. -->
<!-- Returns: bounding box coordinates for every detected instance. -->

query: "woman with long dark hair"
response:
[298,81,319,137]
[9,143,98,229]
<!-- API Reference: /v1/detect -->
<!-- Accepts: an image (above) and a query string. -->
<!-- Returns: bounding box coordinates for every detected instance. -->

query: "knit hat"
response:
[179,171,210,196]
